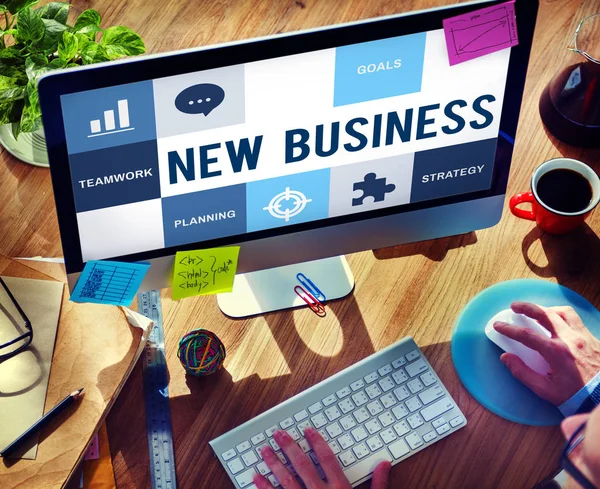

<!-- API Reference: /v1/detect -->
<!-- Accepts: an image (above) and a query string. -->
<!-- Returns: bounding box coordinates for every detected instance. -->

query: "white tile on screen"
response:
[77,199,165,262]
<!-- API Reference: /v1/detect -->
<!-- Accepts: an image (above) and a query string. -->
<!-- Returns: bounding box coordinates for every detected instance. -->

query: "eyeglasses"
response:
[561,421,597,489]
[0,277,33,362]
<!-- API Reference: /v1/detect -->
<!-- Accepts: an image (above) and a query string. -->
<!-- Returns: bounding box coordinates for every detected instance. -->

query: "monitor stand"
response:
[217,256,354,318]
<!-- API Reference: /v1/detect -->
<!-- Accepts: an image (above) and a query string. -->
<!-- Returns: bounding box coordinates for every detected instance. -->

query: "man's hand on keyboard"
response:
[253,427,391,489]
[493,302,600,405]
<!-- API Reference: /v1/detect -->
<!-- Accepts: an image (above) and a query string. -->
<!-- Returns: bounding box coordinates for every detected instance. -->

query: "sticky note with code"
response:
[443,0,518,66]
[172,247,240,300]
[70,260,150,306]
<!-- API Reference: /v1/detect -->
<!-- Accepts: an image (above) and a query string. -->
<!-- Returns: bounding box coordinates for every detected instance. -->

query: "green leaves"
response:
[3,0,39,15]
[15,7,45,43]
[80,42,109,64]
[73,9,102,40]
[58,31,77,63]
[36,2,70,24]
[100,26,145,59]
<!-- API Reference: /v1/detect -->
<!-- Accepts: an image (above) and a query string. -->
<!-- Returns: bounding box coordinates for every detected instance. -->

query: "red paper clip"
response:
[294,285,326,317]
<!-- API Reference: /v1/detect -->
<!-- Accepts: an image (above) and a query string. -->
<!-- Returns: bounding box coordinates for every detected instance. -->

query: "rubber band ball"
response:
[177,329,226,376]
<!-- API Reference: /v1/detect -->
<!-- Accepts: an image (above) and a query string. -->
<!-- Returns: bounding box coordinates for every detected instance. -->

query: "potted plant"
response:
[0,1,145,166]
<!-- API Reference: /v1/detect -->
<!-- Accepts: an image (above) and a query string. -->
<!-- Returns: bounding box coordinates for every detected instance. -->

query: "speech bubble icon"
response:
[175,84,225,116]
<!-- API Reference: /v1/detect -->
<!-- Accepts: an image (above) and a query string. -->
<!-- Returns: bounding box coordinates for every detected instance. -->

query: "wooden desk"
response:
[1,0,600,488]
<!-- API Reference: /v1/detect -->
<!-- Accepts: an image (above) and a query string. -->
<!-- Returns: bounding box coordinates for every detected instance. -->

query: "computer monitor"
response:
[39,0,538,316]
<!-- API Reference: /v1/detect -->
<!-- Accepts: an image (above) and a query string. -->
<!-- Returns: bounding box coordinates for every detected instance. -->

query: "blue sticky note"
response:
[70,260,150,306]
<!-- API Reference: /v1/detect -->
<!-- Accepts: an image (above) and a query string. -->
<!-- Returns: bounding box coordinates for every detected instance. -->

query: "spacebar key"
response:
[343,449,393,485]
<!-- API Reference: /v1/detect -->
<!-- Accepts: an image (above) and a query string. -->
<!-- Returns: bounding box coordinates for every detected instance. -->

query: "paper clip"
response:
[294,285,326,317]
[296,273,326,301]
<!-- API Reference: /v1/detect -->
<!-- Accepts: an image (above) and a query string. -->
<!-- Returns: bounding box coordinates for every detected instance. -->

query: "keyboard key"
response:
[311,413,328,429]
[351,426,368,442]
[406,359,427,377]
[378,376,395,392]
[256,442,269,460]
[269,438,280,451]
[294,410,309,422]
[380,428,397,444]
[420,397,454,421]
[432,417,446,429]
[405,432,424,450]
[310,452,319,464]
[380,393,397,409]
[419,384,444,405]
[222,448,236,461]
[242,450,259,466]
[318,429,329,441]
[280,417,294,429]
[236,441,251,453]
[407,413,424,429]
[436,423,451,435]
[344,450,394,484]
[336,386,352,399]
[393,420,410,437]
[308,402,323,414]
[378,364,393,376]
[268,474,280,487]
[406,350,420,362]
[405,397,422,412]
[338,433,355,450]
[378,412,395,427]
[286,427,300,441]
[326,421,343,438]
[407,378,424,394]
[364,371,379,383]
[352,391,369,407]
[339,450,357,467]
[276,452,287,465]
[353,442,370,459]
[392,370,408,385]
[350,379,365,391]
[393,386,410,401]
[353,407,370,424]
[322,394,337,406]
[423,431,437,443]
[235,468,256,487]
[366,435,384,452]
[392,356,407,369]
[450,416,464,428]
[257,461,272,476]
[388,439,410,459]
[340,415,357,431]
[325,406,342,421]
[329,440,341,455]
[420,371,436,386]
[338,398,355,414]
[392,404,408,420]
[366,384,382,399]
[297,420,312,434]
[266,425,278,437]
[298,439,311,453]
[365,419,382,434]
[251,433,266,445]
[366,400,384,416]
[227,457,244,474]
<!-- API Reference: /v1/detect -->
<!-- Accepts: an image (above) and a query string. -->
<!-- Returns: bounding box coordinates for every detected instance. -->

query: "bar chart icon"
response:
[88,99,135,138]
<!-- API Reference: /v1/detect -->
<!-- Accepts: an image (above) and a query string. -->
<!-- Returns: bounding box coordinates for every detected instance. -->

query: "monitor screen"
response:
[58,26,509,264]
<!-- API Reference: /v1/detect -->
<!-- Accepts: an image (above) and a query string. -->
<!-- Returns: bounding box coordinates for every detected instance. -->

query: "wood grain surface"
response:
[1,0,600,488]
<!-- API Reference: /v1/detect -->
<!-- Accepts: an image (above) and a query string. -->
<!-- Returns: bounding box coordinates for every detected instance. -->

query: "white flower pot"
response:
[0,124,49,167]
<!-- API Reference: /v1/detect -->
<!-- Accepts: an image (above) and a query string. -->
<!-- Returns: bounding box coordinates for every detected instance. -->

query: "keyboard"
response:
[210,337,466,488]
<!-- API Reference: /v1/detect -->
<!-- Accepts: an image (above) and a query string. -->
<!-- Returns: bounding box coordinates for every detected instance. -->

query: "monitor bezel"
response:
[39,0,539,274]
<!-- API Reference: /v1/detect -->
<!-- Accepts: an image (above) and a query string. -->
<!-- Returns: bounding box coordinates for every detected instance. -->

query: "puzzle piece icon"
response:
[352,173,396,206]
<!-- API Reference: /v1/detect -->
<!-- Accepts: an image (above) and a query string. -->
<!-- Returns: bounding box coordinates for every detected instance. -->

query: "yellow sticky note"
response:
[172,247,240,300]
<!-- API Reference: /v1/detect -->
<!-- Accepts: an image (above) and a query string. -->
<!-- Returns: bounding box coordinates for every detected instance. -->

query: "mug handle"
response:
[510,192,536,221]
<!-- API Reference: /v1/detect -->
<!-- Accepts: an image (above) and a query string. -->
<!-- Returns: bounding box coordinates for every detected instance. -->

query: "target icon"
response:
[263,187,312,222]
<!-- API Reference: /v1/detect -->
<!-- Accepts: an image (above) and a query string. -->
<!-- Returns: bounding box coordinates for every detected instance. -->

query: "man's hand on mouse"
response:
[253,427,391,489]
[493,301,600,405]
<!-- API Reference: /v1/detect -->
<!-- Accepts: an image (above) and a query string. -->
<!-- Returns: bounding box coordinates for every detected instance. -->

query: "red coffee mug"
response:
[509,158,600,234]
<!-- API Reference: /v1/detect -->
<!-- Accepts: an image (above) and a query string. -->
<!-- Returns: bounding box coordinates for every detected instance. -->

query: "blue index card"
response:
[70,260,150,306]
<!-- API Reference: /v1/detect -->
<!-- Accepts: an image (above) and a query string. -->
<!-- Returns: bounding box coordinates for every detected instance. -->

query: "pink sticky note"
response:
[443,0,518,66]
[84,433,99,460]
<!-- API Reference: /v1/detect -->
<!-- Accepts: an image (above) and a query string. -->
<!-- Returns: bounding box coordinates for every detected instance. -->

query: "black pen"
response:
[1,388,84,458]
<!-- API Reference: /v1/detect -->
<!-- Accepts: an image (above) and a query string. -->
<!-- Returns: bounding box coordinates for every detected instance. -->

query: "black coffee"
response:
[536,168,593,213]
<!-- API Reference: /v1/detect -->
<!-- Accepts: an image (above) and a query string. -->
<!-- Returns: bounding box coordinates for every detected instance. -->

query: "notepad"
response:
[70,261,150,306]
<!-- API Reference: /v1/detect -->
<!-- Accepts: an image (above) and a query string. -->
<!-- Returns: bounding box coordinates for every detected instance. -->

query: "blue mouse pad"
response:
[451,279,600,426]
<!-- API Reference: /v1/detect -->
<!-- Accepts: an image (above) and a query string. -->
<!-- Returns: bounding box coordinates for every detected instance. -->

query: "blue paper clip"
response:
[294,285,326,317]
[296,273,326,301]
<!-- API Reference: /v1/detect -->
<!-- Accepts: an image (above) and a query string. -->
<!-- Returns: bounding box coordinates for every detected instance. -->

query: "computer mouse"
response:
[485,309,551,375]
